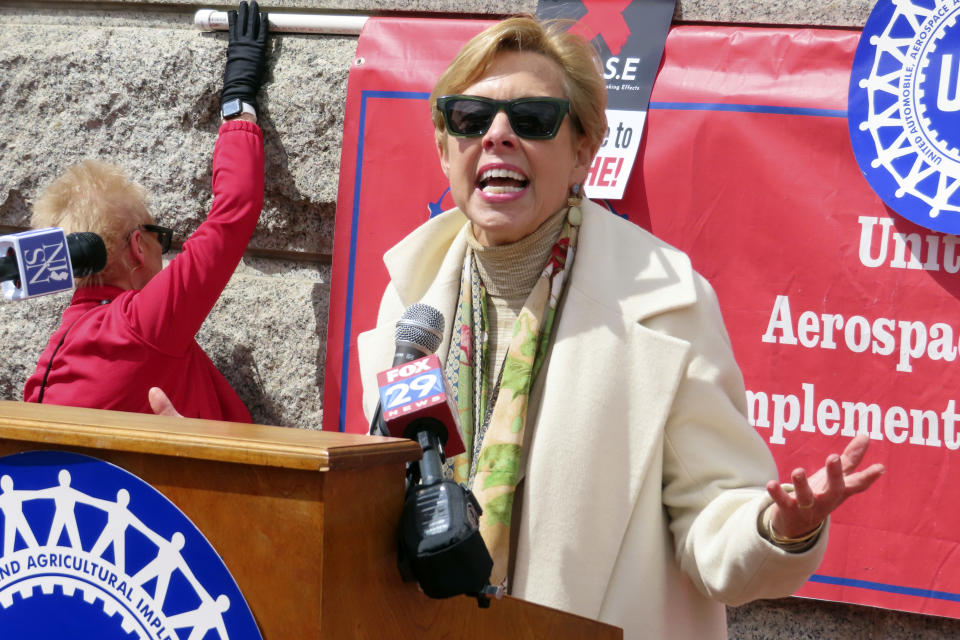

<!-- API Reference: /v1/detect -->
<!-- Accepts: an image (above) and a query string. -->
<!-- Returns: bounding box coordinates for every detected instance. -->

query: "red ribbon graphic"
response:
[567,0,633,56]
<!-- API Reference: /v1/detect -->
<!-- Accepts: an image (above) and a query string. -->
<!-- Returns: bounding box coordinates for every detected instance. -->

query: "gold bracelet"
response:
[762,507,824,548]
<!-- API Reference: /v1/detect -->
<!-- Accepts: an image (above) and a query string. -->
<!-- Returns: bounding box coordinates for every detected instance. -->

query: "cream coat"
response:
[357,200,827,639]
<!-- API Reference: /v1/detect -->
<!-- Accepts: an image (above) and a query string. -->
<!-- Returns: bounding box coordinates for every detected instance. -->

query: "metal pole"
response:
[194,9,368,35]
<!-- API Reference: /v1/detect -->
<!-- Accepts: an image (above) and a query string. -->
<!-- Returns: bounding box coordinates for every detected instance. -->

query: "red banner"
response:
[325,18,960,618]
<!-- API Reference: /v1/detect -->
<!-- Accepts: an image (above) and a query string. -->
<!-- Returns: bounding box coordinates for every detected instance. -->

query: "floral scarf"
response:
[445,205,581,587]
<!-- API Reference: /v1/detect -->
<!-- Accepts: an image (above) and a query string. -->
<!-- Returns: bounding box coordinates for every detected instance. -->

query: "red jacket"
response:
[23,120,263,422]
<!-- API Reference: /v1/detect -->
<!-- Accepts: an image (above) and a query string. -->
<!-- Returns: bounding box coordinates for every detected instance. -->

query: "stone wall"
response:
[1,0,957,637]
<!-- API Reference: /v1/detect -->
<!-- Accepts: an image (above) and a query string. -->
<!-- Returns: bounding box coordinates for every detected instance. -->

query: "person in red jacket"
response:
[24,1,269,422]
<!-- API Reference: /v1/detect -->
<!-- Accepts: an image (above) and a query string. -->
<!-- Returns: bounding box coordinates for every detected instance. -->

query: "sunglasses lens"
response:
[446,99,496,136]
[144,225,172,253]
[509,101,564,138]
[441,97,568,139]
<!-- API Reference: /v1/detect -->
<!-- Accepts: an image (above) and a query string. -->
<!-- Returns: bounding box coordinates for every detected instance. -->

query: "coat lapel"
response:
[512,201,699,615]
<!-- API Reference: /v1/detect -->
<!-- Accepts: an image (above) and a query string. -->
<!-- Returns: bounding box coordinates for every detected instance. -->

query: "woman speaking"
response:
[24,2,268,421]
[358,16,884,639]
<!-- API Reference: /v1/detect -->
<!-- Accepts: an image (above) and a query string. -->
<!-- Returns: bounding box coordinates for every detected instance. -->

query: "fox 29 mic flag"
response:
[377,354,465,457]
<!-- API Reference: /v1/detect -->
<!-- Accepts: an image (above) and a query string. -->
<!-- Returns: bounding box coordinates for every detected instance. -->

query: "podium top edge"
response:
[0,401,421,472]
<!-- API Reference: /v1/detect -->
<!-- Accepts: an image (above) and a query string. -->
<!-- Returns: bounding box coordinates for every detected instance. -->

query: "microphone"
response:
[392,302,444,366]
[0,228,107,302]
[382,356,494,603]
[371,302,464,456]
[369,303,445,437]
[371,303,495,604]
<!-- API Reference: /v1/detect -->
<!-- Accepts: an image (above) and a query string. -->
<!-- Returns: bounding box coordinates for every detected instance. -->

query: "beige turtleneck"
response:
[465,207,568,402]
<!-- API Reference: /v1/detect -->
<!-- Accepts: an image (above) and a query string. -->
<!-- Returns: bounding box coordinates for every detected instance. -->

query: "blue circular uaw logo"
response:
[849,0,960,233]
[0,451,261,640]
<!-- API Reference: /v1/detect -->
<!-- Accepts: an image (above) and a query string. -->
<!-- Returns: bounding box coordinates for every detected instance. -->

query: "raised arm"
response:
[124,1,269,352]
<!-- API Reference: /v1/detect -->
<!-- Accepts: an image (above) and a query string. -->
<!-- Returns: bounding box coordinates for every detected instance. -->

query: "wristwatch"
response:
[221,98,256,120]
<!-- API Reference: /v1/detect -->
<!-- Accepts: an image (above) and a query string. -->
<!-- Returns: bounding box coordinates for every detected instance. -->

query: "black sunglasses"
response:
[436,95,571,140]
[140,224,173,254]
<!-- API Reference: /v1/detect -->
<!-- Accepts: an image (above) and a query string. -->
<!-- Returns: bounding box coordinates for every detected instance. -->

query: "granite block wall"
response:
[1,0,957,637]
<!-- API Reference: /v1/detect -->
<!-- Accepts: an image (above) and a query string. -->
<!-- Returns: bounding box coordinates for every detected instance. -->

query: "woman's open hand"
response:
[765,434,885,539]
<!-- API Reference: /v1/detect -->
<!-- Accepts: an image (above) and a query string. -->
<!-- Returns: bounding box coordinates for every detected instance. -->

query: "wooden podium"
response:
[0,401,621,639]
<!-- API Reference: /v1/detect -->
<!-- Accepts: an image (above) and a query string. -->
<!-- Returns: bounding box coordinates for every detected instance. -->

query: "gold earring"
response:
[567,183,583,225]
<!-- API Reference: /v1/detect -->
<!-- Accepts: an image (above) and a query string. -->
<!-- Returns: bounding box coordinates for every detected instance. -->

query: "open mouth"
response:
[477,168,529,194]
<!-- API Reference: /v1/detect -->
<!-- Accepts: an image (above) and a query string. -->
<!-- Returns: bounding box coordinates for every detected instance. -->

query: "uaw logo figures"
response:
[0,451,261,640]
[849,0,960,234]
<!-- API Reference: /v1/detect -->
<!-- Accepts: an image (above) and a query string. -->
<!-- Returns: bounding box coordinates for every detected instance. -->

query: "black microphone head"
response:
[395,303,444,356]
[66,232,107,277]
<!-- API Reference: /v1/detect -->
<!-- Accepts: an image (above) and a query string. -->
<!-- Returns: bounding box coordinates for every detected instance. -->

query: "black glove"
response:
[221,0,269,110]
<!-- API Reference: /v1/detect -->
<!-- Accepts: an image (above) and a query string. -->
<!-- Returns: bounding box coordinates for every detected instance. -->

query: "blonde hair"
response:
[430,16,607,155]
[31,160,152,286]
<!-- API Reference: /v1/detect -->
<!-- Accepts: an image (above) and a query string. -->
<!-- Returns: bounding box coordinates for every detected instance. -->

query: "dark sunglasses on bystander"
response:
[140,224,173,254]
